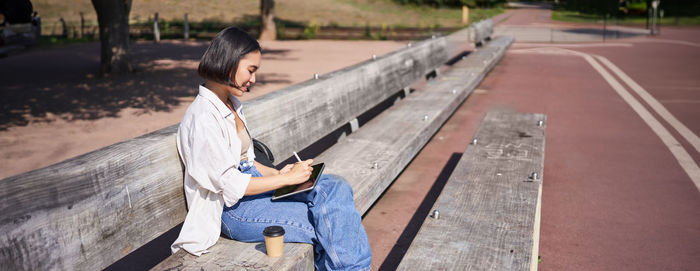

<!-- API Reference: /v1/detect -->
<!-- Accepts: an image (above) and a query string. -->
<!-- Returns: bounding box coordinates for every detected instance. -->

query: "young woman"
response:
[171,26,372,271]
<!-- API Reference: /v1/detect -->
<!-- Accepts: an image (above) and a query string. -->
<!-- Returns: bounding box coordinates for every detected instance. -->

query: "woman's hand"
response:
[245,159,314,195]
[279,164,294,174]
[282,159,313,185]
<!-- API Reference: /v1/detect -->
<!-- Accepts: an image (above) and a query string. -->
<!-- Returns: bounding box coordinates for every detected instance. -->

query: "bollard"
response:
[184,13,189,40]
[658,10,664,35]
[462,6,469,24]
[603,14,607,42]
[646,8,651,29]
[60,17,68,38]
[80,12,85,38]
[651,0,659,36]
[154,12,160,43]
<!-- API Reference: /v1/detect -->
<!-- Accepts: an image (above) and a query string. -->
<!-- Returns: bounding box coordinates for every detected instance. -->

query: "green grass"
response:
[32,0,504,44]
[552,10,700,26]
[39,35,98,47]
[34,0,503,33]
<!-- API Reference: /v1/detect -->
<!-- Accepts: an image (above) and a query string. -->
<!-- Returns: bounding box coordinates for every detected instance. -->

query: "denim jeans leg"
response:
[221,162,316,244]
[306,174,372,271]
[221,162,371,271]
[221,193,317,244]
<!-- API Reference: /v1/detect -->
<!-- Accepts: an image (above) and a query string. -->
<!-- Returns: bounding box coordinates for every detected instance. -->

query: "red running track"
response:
[363,27,700,271]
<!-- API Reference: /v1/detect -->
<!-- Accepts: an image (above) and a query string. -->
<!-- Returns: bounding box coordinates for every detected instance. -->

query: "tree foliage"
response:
[560,0,700,17]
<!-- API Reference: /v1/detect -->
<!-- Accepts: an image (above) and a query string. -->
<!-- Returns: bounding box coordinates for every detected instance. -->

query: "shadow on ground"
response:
[378,152,463,270]
[561,27,647,38]
[0,41,291,130]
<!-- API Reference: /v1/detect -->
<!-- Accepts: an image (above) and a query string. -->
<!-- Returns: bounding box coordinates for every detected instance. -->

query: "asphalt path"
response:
[363,6,700,271]
[488,42,700,270]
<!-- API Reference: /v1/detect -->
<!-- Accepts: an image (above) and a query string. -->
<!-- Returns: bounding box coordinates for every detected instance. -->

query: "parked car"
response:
[1,0,40,47]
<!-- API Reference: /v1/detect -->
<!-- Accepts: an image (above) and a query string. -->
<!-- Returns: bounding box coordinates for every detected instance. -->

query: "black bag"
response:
[252,139,275,168]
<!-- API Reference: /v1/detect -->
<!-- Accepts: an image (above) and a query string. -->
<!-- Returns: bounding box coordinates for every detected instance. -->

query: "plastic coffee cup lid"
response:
[263,226,285,237]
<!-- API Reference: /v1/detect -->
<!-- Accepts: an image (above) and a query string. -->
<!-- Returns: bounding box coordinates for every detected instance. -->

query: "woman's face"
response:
[230,50,261,97]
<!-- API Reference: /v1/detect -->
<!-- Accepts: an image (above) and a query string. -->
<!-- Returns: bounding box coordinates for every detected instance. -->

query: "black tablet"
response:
[271,163,325,200]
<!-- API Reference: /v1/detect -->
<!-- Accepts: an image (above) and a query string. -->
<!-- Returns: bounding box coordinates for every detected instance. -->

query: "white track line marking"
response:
[512,42,633,48]
[509,47,583,56]
[658,99,700,104]
[582,54,700,192]
[595,55,700,155]
[629,38,700,48]
[507,46,700,191]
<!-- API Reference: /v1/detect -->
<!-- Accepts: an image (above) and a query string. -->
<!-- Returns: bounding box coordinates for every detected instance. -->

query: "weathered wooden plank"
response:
[0,126,185,270]
[397,109,546,271]
[469,19,494,46]
[316,36,513,215]
[151,240,313,271]
[245,36,451,163]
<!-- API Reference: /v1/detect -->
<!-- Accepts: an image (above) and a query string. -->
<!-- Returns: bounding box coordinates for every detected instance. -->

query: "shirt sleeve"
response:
[181,113,251,207]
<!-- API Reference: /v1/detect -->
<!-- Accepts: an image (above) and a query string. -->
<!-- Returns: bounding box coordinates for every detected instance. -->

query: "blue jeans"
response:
[221,161,372,271]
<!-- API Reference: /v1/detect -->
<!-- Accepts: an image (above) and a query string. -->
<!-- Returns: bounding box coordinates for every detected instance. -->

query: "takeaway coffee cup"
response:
[263,226,285,257]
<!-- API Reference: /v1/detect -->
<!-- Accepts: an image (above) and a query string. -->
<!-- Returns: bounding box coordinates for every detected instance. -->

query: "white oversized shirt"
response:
[171,85,256,256]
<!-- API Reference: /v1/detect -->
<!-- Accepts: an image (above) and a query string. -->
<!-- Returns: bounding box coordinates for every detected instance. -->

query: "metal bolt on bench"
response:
[537,120,544,127]
[431,209,440,219]
[314,73,319,80]
[398,110,546,271]
[471,138,478,145]
[527,172,539,182]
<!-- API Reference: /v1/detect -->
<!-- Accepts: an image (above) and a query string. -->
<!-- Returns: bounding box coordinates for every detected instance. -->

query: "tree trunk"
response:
[91,0,133,74]
[259,0,276,41]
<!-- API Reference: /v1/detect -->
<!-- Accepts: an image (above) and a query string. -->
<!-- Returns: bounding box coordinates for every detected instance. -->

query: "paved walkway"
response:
[362,5,700,270]
[495,4,649,43]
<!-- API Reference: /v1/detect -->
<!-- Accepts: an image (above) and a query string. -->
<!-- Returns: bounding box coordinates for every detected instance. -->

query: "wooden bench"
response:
[397,109,546,270]
[0,21,510,270]
[152,35,513,271]
[468,18,494,47]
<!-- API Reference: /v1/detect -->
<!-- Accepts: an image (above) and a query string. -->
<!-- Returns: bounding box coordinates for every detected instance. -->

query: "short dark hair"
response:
[198,27,261,87]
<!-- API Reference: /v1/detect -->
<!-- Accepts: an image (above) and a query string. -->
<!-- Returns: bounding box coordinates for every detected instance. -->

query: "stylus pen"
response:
[293,151,302,162]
